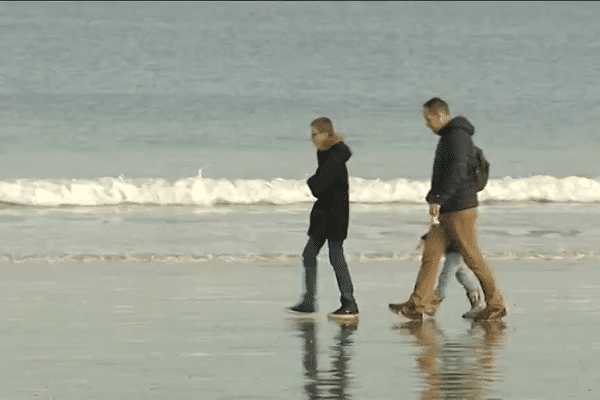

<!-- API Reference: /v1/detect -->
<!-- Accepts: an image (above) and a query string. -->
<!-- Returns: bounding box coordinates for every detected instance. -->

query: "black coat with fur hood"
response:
[307,141,352,241]
[426,116,479,214]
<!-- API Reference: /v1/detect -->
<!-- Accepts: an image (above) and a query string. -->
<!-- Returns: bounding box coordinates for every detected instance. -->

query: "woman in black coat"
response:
[288,117,359,319]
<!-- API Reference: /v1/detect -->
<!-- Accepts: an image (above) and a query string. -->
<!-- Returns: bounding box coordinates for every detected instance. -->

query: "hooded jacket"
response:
[307,141,352,241]
[426,116,479,214]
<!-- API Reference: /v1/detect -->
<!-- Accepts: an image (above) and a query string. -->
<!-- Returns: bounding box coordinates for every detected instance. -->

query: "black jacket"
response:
[307,141,352,241]
[426,116,479,214]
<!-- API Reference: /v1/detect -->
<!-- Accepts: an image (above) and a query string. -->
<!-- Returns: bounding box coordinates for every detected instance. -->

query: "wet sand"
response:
[0,259,598,399]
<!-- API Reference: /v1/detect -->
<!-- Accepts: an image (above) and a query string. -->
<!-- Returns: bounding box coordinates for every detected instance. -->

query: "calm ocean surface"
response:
[1,1,599,261]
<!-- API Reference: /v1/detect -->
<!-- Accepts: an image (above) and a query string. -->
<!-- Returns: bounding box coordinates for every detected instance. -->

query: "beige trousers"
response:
[409,208,504,309]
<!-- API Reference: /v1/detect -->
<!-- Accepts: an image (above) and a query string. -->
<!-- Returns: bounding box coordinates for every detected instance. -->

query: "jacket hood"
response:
[328,141,352,162]
[438,116,475,137]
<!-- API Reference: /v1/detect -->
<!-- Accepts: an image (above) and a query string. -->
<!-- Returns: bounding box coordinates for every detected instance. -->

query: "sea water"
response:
[0,1,599,262]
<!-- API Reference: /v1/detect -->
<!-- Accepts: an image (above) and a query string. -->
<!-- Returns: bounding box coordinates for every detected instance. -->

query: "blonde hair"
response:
[311,117,343,150]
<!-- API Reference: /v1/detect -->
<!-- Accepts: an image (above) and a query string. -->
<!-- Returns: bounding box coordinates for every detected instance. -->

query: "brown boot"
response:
[431,291,444,306]
[473,304,507,321]
[462,290,486,319]
[389,301,435,320]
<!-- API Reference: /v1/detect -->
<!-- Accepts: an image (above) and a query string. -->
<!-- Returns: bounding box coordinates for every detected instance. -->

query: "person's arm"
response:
[429,203,441,225]
[307,154,342,198]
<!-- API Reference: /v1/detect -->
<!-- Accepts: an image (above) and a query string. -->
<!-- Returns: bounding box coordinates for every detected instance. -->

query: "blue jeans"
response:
[435,252,482,298]
[301,236,356,306]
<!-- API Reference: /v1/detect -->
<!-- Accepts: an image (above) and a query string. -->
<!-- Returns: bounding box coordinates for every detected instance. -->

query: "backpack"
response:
[473,146,490,192]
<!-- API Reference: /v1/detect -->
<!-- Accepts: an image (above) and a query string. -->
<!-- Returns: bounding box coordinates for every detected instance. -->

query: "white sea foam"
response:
[481,176,600,203]
[0,250,598,264]
[0,174,599,207]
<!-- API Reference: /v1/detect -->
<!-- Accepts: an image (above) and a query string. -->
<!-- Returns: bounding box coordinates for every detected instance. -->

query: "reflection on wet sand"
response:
[292,318,359,400]
[393,320,506,400]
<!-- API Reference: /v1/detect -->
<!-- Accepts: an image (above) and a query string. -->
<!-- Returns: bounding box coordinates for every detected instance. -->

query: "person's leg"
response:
[455,262,482,294]
[408,223,448,311]
[446,208,505,311]
[455,262,487,319]
[435,252,462,299]
[328,240,357,308]
[298,236,326,308]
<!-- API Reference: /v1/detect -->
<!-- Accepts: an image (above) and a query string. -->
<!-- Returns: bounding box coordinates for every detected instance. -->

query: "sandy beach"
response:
[0,259,598,399]
[2,2,600,399]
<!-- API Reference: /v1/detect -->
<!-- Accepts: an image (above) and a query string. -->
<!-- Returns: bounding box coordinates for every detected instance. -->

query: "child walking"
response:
[288,117,359,319]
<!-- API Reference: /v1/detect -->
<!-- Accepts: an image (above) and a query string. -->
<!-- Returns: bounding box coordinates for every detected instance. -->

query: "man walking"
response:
[389,98,507,321]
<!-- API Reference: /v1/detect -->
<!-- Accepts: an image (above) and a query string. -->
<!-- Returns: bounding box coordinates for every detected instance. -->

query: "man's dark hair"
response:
[423,97,450,115]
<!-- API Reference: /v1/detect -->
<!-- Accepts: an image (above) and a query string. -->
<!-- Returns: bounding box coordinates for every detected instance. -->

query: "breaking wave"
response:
[0,172,599,207]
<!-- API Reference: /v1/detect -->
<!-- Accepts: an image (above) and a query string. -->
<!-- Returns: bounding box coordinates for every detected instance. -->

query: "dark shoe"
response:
[473,305,507,321]
[328,302,359,320]
[287,301,316,315]
[389,301,433,320]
